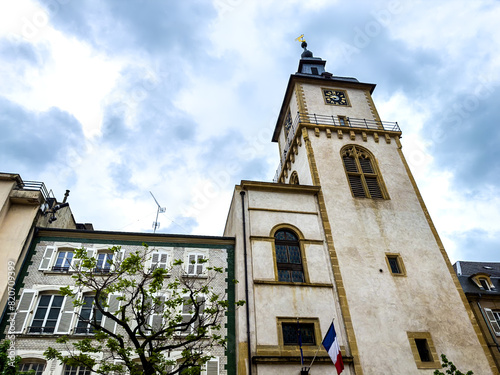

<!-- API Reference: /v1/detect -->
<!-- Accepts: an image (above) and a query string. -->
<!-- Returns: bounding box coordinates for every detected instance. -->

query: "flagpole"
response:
[308,318,334,370]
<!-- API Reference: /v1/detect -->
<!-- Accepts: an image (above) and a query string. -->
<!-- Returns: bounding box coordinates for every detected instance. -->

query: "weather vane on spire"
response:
[296,34,313,58]
[295,34,306,43]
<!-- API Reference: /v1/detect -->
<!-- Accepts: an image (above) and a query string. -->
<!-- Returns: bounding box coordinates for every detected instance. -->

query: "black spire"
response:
[301,41,313,58]
[297,40,326,75]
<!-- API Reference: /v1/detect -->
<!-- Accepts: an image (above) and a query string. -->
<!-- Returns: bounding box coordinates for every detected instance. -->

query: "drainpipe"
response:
[477,300,500,352]
[240,191,252,375]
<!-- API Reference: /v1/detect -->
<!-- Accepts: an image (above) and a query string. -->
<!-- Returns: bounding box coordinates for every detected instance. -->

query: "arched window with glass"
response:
[274,229,305,283]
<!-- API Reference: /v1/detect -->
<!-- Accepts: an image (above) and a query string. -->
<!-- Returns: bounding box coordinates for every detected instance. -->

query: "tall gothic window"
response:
[274,229,304,283]
[341,145,386,199]
[284,109,292,139]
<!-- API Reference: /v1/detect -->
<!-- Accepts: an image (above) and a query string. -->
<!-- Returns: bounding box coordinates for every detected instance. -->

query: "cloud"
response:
[0,97,84,174]
[36,0,217,60]
[451,229,500,262]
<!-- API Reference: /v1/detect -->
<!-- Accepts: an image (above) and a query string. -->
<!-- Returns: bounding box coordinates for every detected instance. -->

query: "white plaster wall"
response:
[308,131,493,374]
[247,190,318,217]
[251,240,274,280]
[248,210,321,240]
[254,285,338,345]
[301,83,375,120]
[304,244,330,284]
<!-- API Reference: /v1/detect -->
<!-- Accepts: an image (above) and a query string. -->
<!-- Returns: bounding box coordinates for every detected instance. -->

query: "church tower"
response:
[225,42,498,374]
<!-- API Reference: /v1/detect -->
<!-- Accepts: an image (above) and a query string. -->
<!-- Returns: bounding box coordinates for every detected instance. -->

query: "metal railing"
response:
[15,180,50,201]
[273,112,401,182]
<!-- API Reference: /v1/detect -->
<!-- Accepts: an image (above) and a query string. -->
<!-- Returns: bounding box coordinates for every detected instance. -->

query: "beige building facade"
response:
[5,228,236,375]
[0,173,82,323]
[454,261,500,371]
[224,45,498,374]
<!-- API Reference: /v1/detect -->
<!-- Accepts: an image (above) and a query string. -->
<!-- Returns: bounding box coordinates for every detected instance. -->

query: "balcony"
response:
[273,112,401,182]
[16,180,50,201]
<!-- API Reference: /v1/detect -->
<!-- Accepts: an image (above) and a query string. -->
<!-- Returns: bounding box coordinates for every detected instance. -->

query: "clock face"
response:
[323,89,349,106]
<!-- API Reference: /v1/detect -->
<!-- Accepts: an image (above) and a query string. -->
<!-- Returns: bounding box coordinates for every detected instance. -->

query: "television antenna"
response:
[150,191,166,233]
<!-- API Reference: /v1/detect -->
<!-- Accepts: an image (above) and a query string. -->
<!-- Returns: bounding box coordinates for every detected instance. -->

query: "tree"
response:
[0,340,30,375]
[44,244,242,375]
[433,354,473,375]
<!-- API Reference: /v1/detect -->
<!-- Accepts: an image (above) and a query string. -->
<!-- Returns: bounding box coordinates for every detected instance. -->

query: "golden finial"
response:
[295,34,306,43]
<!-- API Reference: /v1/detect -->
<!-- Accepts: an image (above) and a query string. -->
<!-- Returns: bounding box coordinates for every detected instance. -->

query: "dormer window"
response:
[480,278,491,290]
[471,273,495,291]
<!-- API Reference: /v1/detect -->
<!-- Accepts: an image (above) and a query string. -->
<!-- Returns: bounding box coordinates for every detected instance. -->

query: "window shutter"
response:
[365,176,383,198]
[205,359,219,375]
[196,255,204,275]
[55,294,77,334]
[78,248,95,271]
[152,253,159,264]
[188,254,196,274]
[348,175,366,197]
[150,295,166,332]
[111,250,125,272]
[359,157,374,173]
[102,294,121,334]
[13,289,38,333]
[484,308,500,335]
[159,253,168,269]
[343,156,358,172]
[39,246,56,271]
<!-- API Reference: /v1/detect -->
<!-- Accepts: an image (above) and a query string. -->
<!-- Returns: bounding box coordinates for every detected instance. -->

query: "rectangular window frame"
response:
[186,252,207,276]
[19,361,46,375]
[75,295,104,335]
[180,295,206,336]
[277,317,321,351]
[337,115,348,127]
[385,253,406,277]
[484,308,500,336]
[52,249,75,272]
[29,294,65,334]
[407,332,440,369]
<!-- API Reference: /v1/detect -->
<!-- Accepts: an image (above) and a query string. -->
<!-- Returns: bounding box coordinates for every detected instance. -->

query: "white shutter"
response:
[205,358,218,375]
[39,246,56,271]
[55,293,77,334]
[150,295,166,332]
[102,293,121,334]
[159,253,168,269]
[111,249,124,272]
[188,254,196,274]
[181,296,193,334]
[484,308,500,335]
[80,248,95,271]
[196,255,204,275]
[149,253,159,270]
[13,289,37,333]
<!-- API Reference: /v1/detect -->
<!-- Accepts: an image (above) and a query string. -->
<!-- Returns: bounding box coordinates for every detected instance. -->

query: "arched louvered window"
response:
[341,145,386,199]
[274,229,304,283]
[290,171,299,185]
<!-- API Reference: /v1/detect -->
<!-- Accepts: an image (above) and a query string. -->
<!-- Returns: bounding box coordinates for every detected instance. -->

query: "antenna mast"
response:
[150,191,166,233]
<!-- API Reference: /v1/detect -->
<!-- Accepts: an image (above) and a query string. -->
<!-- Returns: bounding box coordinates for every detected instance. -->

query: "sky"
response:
[0,0,499,263]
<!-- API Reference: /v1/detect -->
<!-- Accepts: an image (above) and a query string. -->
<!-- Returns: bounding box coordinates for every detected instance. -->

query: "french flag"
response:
[322,322,344,374]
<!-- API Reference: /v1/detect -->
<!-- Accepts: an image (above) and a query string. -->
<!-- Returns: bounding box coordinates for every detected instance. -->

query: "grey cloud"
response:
[0,38,43,65]
[454,229,500,262]
[0,97,84,174]
[430,87,500,189]
[37,0,216,60]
